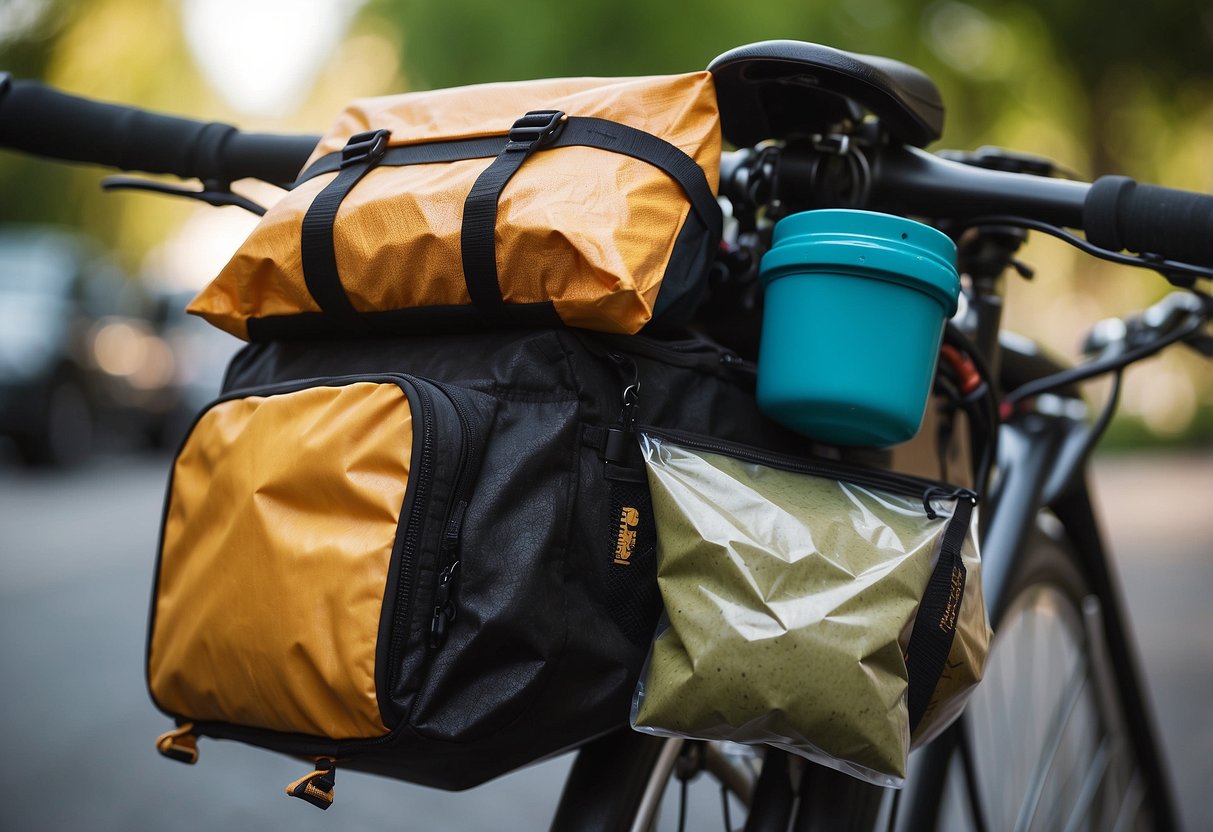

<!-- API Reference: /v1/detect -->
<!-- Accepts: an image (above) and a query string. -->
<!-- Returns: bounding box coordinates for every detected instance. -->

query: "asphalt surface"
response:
[0,449,1208,831]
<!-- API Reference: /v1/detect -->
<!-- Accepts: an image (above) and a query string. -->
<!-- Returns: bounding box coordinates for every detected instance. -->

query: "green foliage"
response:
[1100,405,1213,452]
[377,0,934,88]
[2,0,1210,444]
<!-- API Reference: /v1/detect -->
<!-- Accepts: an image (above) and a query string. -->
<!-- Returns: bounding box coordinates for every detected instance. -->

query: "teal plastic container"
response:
[756,210,960,447]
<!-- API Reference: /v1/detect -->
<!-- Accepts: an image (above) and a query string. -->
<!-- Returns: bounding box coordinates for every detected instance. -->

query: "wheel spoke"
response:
[1060,737,1112,832]
[629,738,684,832]
[956,719,989,832]
[1110,771,1146,832]
[1013,647,1089,832]
[677,774,689,832]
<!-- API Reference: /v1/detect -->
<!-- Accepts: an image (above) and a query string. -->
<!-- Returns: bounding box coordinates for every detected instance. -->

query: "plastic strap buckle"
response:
[340,128,390,169]
[506,110,566,151]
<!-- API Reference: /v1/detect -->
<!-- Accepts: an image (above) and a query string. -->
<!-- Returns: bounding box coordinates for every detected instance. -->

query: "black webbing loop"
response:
[293,135,507,184]
[461,111,567,326]
[905,496,974,734]
[299,128,390,325]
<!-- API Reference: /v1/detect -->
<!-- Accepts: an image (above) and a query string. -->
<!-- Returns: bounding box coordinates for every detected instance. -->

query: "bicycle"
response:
[1,39,1209,832]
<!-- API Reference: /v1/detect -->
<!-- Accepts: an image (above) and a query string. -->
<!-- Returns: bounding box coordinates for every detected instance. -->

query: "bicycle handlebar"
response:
[0,78,317,185]
[868,146,1090,228]
[772,145,1213,268]
[2,75,1212,267]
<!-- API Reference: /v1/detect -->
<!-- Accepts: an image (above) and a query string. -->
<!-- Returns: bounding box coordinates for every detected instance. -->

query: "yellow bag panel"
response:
[190,72,720,340]
[149,382,413,739]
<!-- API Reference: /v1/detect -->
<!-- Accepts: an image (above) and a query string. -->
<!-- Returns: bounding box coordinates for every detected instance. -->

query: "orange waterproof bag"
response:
[190,73,722,340]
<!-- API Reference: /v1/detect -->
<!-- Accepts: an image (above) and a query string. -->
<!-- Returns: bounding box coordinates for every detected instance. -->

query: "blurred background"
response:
[2,0,1212,454]
[0,0,1209,829]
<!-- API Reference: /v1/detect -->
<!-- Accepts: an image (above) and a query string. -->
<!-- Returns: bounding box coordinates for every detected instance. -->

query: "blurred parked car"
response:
[143,286,241,449]
[0,224,180,465]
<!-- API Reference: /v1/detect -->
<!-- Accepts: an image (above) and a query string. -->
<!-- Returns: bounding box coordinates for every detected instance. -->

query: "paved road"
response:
[0,451,1208,831]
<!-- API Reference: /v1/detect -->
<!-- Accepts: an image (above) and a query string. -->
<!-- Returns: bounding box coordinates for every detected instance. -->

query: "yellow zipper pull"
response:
[155,723,199,764]
[286,758,337,810]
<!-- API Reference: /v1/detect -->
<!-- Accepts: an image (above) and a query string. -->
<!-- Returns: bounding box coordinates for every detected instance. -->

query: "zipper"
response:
[717,352,757,379]
[641,425,977,518]
[623,335,755,377]
[194,373,482,706]
[578,330,748,374]
[172,371,471,756]
[385,377,437,683]
[166,373,487,761]
[426,383,483,650]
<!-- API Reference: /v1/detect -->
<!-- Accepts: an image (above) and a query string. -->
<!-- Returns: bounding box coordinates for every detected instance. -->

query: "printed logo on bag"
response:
[939,565,965,632]
[613,507,641,566]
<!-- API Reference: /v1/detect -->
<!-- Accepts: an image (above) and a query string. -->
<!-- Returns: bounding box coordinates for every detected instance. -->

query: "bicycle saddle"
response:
[708,40,945,148]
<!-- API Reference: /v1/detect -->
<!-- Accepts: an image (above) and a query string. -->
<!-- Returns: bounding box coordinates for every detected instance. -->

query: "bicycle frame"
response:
[893,232,1180,828]
[895,371,1179,829]
[553,293,1183,832]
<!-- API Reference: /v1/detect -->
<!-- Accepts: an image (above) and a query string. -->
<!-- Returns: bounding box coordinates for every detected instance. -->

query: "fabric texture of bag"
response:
[187,73,722,341]
[629,431,990,786]
[147,329,812,799]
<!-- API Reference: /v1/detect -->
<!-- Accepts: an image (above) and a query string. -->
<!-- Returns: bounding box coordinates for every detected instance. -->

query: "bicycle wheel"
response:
[933,527,1163,831]
[556,526,1171,832]
[551,730,759,832]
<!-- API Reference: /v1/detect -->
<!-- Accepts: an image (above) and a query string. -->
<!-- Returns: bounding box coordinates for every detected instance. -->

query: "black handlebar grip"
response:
[0,79,237,179]
[1084,175,1213,267]
[0,79,316,185]
[218,132,320,184]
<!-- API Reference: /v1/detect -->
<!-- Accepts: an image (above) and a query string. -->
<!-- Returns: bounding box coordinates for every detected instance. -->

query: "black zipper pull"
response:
[609,352,641,426]
[719,352,757,379]
[286,758,337,810]
[429,559,461,649]
[429,499,468,649]
[604,352,641,466]
[443,500,468,548]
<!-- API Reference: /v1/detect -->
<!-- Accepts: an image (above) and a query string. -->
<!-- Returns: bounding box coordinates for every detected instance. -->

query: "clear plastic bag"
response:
[630,432,990,786]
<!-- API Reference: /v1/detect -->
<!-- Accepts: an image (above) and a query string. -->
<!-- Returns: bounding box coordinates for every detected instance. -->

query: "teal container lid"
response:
[761,209,960,315]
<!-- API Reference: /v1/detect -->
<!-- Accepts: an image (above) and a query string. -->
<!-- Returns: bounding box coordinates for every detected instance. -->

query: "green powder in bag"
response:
[631,435,950,785]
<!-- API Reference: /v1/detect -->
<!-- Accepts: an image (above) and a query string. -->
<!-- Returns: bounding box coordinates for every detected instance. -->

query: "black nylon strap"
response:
[460,113,721,324]
[295,117,721,326]
[905,496,974,734]
[295,119,721,233]
[300,129,391,325]
[561,117,721,237]
[294,136,507,184]
[460,111,565,325]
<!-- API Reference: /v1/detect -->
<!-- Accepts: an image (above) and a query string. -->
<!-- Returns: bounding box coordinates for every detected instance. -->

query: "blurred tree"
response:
[372,0,1213,167]
[0,0,211,265]
[0,0,81,230]
[1,0,1209,442]
[1039,0,1213,175]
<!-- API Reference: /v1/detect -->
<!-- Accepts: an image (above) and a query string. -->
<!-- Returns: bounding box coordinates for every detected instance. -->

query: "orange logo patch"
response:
[613,506,640,566]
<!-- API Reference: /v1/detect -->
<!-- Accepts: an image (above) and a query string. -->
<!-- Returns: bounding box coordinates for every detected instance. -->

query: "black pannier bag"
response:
[147,327,808,803]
